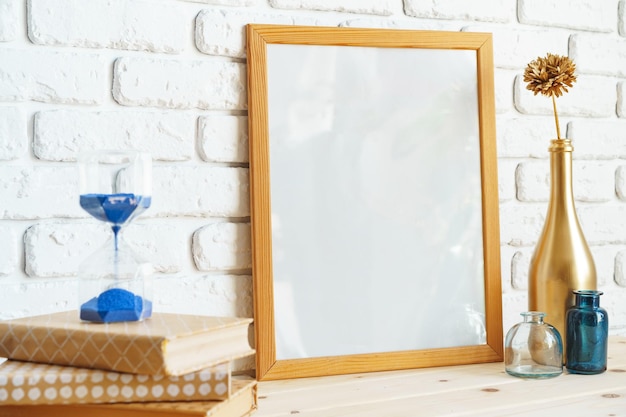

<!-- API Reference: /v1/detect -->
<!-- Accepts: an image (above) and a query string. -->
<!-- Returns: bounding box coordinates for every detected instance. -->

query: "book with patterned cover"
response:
[0,378,257,417]
[0,311,254,376]
[0,358,230,405]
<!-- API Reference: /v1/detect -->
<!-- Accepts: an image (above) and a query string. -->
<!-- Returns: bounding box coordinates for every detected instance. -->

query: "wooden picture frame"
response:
[246,24,503,381]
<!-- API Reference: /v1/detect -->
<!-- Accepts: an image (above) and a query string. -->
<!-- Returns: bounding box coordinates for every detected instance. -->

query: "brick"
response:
[497,117,557,158]
[516,160,614,203]
[615,165,626,200]
[516,161,548,202]
[0,225,19,276]
[499,245,515,293]
[269,0,393,15]
[196,9,292,58]
[568,119,626,159]
[341,18,463,31]
[192,222,251,271]
[124,222,188,274]
[405,0,513,22]
[502,292,528,335]
[619,82,626,117]
[154,275,253,318]
[518,0,616,32]
[494,69,516,114]
[113,57,246,110]
[0,49,105,105]
[0,166,81,220]
[514,74,616,118]
[152,166,249,217]
[577,205,626,245]
[0,0,18,41]
[24,222,105,277]
[511,249,531,290]
[198,115,248,163]
[24,222,186,278]
[621,0,626,36]
[602,287,626,329]
[180,0,258,5]
[0,107,27,160]
[33,110,195,162]
[497,159,518,203]
[591,245,615,287]
[0,280,78,320]
[570,34,626,77]
[615,250,626,286]
[499,203,546,247]
[28,0,186,53]
[463,26,568,69]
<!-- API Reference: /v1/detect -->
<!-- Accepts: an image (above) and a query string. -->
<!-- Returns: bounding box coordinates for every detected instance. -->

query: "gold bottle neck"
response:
[548,139,575,207]
[548,138,574,153]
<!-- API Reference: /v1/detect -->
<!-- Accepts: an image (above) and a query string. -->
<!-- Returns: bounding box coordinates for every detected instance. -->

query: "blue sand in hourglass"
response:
[80,288,153,322]
[80,193,151,228]
[79,193,152,323]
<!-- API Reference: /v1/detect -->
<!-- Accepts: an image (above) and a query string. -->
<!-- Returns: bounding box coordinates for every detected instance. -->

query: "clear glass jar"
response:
[504,311,563,378]
[566,290,608,374]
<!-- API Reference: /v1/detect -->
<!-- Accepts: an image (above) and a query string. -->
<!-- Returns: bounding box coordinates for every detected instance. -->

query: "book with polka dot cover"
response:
[0,378,257,417]
[0,358,231,405]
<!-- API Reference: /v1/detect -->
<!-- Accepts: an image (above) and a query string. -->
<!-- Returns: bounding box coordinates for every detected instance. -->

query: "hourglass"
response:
[77,150,153,323]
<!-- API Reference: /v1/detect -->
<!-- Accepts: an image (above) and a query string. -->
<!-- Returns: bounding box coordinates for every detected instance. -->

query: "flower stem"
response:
[551,93,561,140]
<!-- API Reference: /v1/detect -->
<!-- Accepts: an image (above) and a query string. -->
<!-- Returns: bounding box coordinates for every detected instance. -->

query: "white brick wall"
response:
[112,57,247,110]
[28,0,188,53]
[33,110,195,161]
[2,0,626,342]
[0,49,106,104]
[0,0,18,42]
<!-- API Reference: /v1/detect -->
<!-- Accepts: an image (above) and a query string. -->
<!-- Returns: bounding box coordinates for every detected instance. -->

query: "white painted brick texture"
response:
[619,82,626,118]
[24,222,187,278]
[514,75,617,117]
[196,9,293,58]
[152,166,249,217]
[198,115,249,163]
[0,0,18,41]
[568,120,626,159]
[192,222,251,271]
[0,107,27,160]
[463,26,568,69]
[33,110,195,162]
[405,0,514,23]
[516,160,615,203]
[0,0,625,336]
[269,0,394,15]
[0,225,19,276]
[518,0,617,32]
[113,57,247,110]
[571,34,626,77]
[28,0,188,53]
[0,166,80,219]
[0,49,105,104]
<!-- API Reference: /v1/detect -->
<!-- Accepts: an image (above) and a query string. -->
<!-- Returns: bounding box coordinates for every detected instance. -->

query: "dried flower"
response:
[523,53,577,140]
[524,53,577,98]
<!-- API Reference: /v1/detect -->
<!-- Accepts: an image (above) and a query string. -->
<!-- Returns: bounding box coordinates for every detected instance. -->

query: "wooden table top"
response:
[254,337,626,416]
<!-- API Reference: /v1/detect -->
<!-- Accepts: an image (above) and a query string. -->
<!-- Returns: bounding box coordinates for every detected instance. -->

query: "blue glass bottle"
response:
[566,290,608,374]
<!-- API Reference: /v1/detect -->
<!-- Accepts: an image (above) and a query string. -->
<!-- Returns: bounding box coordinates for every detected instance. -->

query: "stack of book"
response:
[0,311,257,416]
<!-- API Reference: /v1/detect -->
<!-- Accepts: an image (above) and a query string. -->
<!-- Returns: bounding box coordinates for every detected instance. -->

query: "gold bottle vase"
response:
[528,139,597,350]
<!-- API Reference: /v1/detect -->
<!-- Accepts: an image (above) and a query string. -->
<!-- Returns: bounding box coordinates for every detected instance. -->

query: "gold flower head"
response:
[523,53,577,98]
[523,53,577,140]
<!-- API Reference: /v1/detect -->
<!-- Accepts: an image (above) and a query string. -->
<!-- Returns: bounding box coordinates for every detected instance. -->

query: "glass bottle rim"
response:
[573,289,603,297]
[520,311,546,321]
